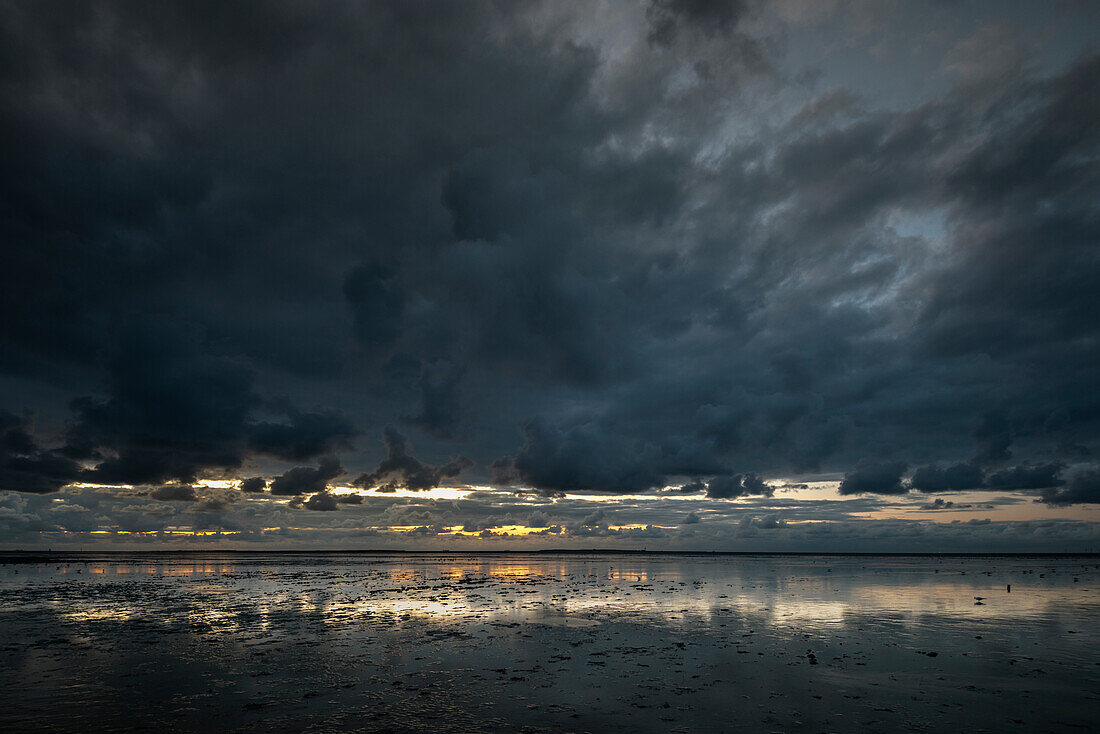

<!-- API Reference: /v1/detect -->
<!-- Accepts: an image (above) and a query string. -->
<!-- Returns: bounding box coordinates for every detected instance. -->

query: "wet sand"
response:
[1,552,1098,732]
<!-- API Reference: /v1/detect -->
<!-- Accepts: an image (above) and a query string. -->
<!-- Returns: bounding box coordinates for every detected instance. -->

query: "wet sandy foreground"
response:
[1,552,1098,732]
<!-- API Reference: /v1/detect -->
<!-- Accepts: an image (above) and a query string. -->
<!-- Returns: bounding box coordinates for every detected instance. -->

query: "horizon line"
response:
[2,549,1099,559]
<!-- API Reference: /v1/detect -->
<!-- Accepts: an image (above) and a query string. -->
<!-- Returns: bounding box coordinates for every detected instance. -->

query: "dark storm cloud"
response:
[302,491,339,512]
[909,463,985,493]
[56,321,362,486]
[705,473,773,499]
[493,418,728,495]
[0,412,35,455]
[411,359,465,439]
[970,414,1013,467]
[343,263,405,348]
[838,461,909,496]
[269,456,343,496]
[61,321,257,485]
[645,0,754,47]
[248,406,358,462]
[984,463,1065,491]
[0,410,81,494]
[1040,471,1100,506]
[906,459,1070,494]
[915,55,1100,370]
[353,427,472,492]
[239,477,267,493]
[496,420,663,494]
[0,0,1097,544]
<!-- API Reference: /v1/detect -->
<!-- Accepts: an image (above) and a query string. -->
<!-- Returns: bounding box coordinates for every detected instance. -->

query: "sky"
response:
[1,0,1099,551]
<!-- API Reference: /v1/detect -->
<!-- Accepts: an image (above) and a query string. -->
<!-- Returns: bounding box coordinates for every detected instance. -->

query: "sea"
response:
[1,552,1098,732]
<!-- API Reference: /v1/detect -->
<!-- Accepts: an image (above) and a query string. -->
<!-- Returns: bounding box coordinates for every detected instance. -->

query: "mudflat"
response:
[1,552,1097,732]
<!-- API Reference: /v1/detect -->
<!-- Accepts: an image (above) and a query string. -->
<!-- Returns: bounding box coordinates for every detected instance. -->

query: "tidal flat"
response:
[0,552,1098,732]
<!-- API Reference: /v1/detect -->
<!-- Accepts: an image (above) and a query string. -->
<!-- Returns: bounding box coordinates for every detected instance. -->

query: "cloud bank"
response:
[0,1,1098,548]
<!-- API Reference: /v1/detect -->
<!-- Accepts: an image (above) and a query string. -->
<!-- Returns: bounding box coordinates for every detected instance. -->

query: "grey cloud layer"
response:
[0,1,1098,535]
[3,484,1098,552]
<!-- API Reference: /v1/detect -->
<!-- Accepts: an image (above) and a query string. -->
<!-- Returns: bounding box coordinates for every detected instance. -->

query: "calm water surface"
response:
[1,553,1098,732]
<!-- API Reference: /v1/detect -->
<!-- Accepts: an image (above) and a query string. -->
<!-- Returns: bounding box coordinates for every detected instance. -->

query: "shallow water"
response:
[1,553,1098,732]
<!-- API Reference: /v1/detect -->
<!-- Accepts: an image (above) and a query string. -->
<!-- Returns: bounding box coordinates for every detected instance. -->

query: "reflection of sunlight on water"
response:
[297,592,319,615]
[187,606,240,632]
[438,563,488,580]
[56,602,137,623]
[162,563,235,575]
[61,609,131,622]
[324,598,468,619]
[9,556,1098,641]
[69,562,235,576]
[771,599,849,626]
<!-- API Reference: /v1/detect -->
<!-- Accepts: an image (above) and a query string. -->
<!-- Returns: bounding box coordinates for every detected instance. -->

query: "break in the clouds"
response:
[0,1,1098,549]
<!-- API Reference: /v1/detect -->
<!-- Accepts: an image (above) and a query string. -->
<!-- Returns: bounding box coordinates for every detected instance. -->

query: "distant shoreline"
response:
[1,549,1099,562]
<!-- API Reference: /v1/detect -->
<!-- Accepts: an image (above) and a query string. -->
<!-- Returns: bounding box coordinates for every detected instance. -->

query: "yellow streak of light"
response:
[340,485,473,500]
[83,529,241,537]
